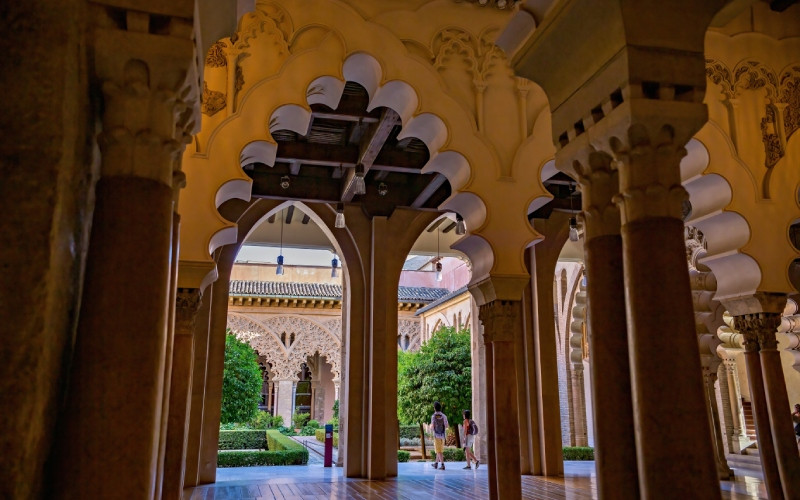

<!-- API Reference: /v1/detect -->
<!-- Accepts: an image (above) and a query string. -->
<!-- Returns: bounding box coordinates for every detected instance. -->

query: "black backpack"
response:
[433,413,445,435]
[468,419,478,435]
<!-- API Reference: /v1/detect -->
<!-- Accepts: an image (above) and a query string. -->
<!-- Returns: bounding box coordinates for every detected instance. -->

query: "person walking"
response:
[792,403,800,452]
[431,401,449,470]
[462,409,479,470]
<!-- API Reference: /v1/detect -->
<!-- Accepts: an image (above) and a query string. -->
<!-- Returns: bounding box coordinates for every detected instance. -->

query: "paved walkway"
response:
[188,461,768,499]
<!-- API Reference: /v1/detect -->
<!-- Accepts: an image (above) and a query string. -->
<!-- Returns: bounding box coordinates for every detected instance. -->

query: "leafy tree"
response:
[221,333,263,424]
[397,326,472,447]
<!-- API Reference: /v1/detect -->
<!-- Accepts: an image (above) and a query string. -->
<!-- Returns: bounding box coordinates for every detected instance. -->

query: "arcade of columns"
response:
[3,1,800,500]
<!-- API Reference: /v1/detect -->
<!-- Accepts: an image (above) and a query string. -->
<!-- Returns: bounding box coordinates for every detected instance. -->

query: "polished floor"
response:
[184,461,768,499]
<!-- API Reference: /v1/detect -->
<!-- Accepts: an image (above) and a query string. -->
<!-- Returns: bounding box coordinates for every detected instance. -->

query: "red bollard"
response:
[324,424,333,467]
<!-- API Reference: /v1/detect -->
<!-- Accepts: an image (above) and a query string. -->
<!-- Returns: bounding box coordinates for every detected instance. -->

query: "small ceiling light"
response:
[335,203,346,229]
[455,214,466,235]
[435,261,443,282]
[435,226,443,282]
[280,175,290,190]
[331,254,339,278]
[569,216,580,242]
[276,210,285,275]
[354,164,366,196]
[497,0,507,8]
[378,182,388,197]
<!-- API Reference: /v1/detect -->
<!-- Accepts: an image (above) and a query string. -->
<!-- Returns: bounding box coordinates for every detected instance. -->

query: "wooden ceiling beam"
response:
[411,173,446,209]
[285,205,295,224]
[442,221,457,233]
[341,108,401,202]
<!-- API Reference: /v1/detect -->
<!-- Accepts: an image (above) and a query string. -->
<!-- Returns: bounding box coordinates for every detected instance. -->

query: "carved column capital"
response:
[732,313,781,352]
[478,300,521,344]
[573,150,621,239]
[610,123,689,224]
[92,6,199,187]
[175,288,202,335]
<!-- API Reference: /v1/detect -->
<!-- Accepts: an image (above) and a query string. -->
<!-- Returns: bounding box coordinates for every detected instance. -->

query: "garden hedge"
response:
[218,429,267,450]
[397,450,410,462]
[217,450,307,467]
[398,425,420,439]
[562,446,594,460]
[266,429,307,461]
[428,447,466,462]
[314,428,339,447]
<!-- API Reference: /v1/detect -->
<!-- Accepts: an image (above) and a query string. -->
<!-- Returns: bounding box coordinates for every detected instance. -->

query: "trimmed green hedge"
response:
[563,446,594,460]
[218,430,266,450]
[218,450,307,467]
[399,425,420,439]
[398,450,410,462]
[428,447,466,462]
[314,428,339,447]
[266,430,307,464]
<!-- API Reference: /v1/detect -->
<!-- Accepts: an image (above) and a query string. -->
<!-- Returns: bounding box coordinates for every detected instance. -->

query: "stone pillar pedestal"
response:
[479,300,523,500]
[613,125,720,499]
[276,380,296,426]
[162,288,202,499]
[573,151,640,499]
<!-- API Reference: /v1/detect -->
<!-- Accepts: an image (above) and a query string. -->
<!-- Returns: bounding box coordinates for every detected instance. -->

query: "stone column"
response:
[571,151,640,499]
[275,380,296,428]
[753,312,800,498]
[479,300,523,500]
[162,288,201,499]
[703,367,733,479]
[718,357,746,453]
[732,316,783,500]
[184,287,212,487]
[530,219,569,477]
[612,124,720,499]
[51,18,196,496]
[470,297,489,463]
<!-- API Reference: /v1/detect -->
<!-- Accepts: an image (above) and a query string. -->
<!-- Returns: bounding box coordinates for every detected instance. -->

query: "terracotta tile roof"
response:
[229,280,450,303]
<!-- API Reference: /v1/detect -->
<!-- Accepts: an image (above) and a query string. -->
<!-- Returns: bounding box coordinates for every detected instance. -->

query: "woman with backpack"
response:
[462,409,479,470]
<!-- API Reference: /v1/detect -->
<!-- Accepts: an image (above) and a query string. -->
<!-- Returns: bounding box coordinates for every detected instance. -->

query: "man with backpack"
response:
[462,409,479,470]
[430,401,449,470]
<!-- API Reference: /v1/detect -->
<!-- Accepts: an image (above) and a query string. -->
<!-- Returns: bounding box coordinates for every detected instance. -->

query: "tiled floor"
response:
[185,461,768,499]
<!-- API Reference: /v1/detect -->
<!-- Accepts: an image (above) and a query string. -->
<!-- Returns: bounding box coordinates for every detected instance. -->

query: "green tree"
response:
[397,326,471,447]
[221,332,263,424]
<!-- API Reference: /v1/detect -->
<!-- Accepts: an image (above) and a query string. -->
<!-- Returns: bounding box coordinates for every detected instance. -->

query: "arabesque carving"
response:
[478,300,520,343]
[206,41,228,68]
[227,313,341,380]
[201,81,226,116]
[175,288,202,334]
[432,27,507,88]
[779,66,800,140]
[398,319,421,351]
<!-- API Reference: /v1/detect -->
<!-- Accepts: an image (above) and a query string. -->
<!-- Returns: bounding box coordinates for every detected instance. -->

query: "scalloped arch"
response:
[440,191,487,234]
[681,138,761,300]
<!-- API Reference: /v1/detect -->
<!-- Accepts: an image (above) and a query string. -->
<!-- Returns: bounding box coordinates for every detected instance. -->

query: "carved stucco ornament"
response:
[201,81,226,116]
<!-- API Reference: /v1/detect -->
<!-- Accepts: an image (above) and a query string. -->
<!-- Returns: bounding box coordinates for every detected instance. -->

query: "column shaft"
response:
[743,349,783,499]
[760,346,800,499]
[585,235,639,499]
[184,287,212,487]
[275,380,295,425]
[53,177,173,498]
[705,372,733,479]
[493,339,522,499]
[484,341,498,500]
[621,217,720,498]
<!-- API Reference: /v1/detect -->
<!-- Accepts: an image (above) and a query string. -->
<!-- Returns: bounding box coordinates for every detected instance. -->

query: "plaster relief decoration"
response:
[398,319,422,352]
[705,59,800,197]
[201,82,226,116]
[228,313,341,380]
[206,41,228,68]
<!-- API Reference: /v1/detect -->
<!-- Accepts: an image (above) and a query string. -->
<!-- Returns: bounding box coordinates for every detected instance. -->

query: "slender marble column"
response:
[184,287,212,487]
[479,300,523,500]
[51,41,194,497]
[732,320,783,500]
[756,314,800,499]
[162,288,201,499]
[613,124,720,499]
[573,151,640,499]
[704,368,733,479]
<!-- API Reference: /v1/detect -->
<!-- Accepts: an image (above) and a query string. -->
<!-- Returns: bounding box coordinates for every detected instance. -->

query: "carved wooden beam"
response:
[411,173,447,209]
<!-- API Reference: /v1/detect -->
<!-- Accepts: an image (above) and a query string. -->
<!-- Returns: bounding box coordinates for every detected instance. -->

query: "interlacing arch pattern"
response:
[227,312,341,380]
